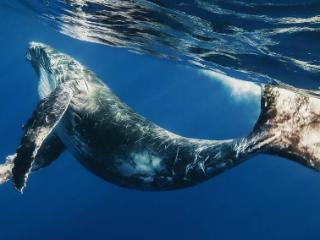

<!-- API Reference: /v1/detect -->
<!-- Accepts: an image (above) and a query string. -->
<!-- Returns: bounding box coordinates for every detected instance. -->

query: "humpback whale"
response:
[1,42,320,193]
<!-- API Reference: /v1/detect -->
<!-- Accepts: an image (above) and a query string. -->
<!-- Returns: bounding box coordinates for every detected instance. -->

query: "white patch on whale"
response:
[116,151,165,181]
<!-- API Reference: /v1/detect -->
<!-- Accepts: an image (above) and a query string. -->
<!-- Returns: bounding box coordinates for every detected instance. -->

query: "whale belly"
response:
[56,107,168,189]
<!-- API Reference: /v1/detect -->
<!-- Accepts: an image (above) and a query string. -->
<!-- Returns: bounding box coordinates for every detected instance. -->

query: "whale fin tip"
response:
[247,85,320,169]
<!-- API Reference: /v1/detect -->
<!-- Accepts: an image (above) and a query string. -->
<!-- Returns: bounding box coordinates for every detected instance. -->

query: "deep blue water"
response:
[1,1,320,240]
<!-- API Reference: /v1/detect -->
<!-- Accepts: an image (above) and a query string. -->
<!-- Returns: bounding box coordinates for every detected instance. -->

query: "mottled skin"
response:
[53,57,249,190]
[2,42,320,192]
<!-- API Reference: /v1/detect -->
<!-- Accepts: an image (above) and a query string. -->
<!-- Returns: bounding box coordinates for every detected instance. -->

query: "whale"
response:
[1,42,320,193]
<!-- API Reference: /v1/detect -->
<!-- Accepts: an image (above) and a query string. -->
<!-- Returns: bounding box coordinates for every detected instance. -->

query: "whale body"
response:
[1,42,320,192]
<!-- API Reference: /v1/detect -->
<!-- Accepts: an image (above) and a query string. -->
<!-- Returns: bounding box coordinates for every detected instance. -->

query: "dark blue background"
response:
[1,6,320,240]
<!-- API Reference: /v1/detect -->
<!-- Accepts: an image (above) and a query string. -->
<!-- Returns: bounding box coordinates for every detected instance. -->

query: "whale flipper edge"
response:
[11,83,73,192]
[247,85,320,170]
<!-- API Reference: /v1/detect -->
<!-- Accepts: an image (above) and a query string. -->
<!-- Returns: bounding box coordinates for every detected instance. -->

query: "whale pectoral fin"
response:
[11,85,73,192]
[2,134,66,187]
[245,84,320,170]
[0,155,15,185]
[31,133,66,171]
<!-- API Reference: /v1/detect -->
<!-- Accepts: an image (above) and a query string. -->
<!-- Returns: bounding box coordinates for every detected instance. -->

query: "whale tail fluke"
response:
[0,154,15,185]
[244,84,320,170]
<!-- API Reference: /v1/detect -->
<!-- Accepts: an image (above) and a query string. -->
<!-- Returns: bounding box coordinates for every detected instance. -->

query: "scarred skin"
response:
[34,44,252,190]
[2,42,320,192]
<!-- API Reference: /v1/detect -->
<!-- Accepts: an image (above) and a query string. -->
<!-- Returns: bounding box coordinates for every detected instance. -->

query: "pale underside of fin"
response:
[246,85,320,169]
[11,84,73,192]
[1,134,66,187]
[0,155,15,184]
[192,84,320,186]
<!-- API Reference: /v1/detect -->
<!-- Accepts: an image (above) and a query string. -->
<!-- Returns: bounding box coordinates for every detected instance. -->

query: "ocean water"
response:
[0,1,320,240]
